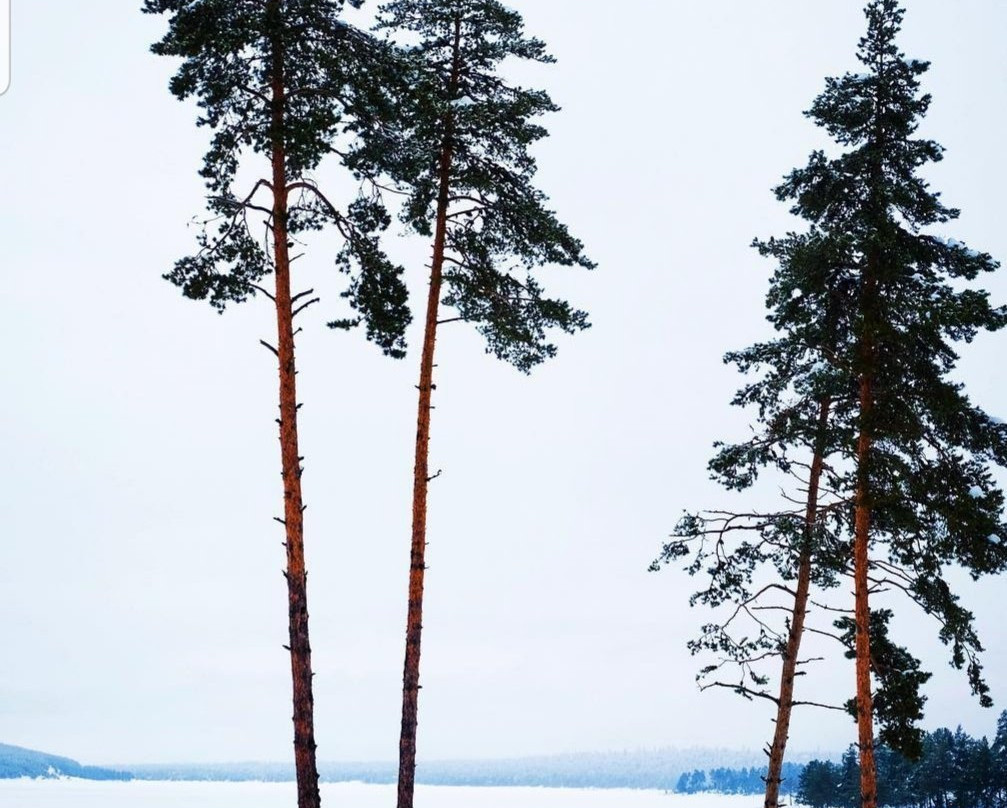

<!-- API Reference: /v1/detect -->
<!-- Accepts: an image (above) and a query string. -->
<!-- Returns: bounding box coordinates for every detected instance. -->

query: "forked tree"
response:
[657,4,1007,806]
[350,2,593,806]
[144,3,410,807]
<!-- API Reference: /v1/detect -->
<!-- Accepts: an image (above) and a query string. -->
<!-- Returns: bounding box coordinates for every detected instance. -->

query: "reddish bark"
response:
[269,10,321,807]
[849,185,881,802]
[853,369,877,808]
[763,398,831,808]
[397,18,462,808]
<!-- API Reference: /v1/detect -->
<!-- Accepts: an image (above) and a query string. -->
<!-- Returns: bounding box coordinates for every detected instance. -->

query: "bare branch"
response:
[293,297,321,319]
[700,681,780,705]
[251,284,276,302]
[805,627,847,644]
[791,699,848,712]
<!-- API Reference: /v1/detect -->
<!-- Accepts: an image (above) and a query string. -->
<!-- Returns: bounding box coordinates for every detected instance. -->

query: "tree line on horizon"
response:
[671,712,1007,806]
[676,762,806,797]
[142,2,1006,808]
[799,712,1007,808]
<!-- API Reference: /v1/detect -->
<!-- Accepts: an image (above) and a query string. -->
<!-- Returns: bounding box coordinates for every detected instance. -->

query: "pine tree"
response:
[657,4,1007,806]
[652,227,941,808]
[834,608,932,760]
[349,4,593,807]
[776,2,1007,803]
[803,720,1007,808]
[991,711,1007,806]
[798,759,840,808]
[143,4,410,806]
[653,139,929,808]
[713,237,851,808]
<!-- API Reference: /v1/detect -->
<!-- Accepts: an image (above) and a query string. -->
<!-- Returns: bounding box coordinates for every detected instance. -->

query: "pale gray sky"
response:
[2,1,1007,766]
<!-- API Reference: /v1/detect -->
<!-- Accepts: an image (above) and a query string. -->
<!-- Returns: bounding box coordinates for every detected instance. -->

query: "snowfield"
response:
[0,779,783,807]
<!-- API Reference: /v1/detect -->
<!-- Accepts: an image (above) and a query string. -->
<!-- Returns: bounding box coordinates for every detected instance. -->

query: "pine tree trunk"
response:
[396,19,461,808]
[853,370,877,808]
[851,209,881,806]
[763,398,831,808]
[269,11,321,807]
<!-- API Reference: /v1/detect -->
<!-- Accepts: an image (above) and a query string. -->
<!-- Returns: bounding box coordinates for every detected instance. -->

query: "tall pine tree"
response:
[350,3,593,806]
[143,3,410,806]
[657,4,1007,806]
[653,156,917,808]
[770,1,1007,804]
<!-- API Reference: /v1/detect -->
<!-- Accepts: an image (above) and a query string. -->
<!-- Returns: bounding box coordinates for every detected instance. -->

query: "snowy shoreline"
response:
[0,779,781,807]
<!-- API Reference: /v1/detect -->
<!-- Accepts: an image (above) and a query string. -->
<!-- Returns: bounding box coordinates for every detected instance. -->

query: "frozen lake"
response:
[0,780,775,807]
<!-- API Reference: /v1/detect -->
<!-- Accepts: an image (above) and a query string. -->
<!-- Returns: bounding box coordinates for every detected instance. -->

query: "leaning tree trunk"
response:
[763,397,831,808]
[270,18,321,808]
[397,19,461,808]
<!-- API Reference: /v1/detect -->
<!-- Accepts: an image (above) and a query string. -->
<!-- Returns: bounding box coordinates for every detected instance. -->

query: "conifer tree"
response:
[707,234,851,808]
[143,4,409,806]
[992,712,1007,803]
[653,215,948,807]
[657,4,1007,806]
[653,198,896,808]
[798,759,840,808]
[350,3,593,806]
[778,2,1007,803]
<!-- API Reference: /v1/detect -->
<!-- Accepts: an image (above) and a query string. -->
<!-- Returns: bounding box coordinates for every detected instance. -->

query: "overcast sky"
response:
[2,0,1007,767]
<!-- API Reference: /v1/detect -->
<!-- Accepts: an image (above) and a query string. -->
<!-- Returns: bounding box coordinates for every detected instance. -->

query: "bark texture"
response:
[763,398,831,808]
[852,128,882,801]
[854,370,877,808]
[397,19,461,808]
[270,14,321,807]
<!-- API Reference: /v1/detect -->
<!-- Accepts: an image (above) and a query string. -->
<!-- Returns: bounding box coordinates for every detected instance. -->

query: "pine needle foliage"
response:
[783,0,1007,700]
[658,2,1007,804]
[144,0,411,355]
[352,0,594,371]
[345,5,594,808]
[144,4,416,806]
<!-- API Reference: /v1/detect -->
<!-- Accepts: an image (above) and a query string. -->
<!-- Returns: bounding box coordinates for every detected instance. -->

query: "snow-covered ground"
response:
[0,779,778,807]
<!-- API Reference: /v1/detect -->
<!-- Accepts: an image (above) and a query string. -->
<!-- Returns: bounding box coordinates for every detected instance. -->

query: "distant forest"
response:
[127,747,790,789]
[679,713,1007,807]
[675,762,806,795]
[798,713,1007,808]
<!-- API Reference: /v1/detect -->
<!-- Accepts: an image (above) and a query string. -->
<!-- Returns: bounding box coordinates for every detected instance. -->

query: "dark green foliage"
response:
[778,0,1007,708]
[799,713,1007,807]
[836,609,931,759]
[657,0,1007,760]
[352,0,594,371]
[144,0,411,355]
[799,759,841,808]
[798,748,861,808]
[838,747,863,808]
[741,0,1007,597]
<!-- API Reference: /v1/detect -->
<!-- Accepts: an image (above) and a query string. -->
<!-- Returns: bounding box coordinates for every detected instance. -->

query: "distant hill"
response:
[127,747,834,790]
[0,743,131,781]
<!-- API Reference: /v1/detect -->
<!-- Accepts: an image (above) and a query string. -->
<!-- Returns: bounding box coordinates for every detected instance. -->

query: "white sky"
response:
[2,0,1007,767]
